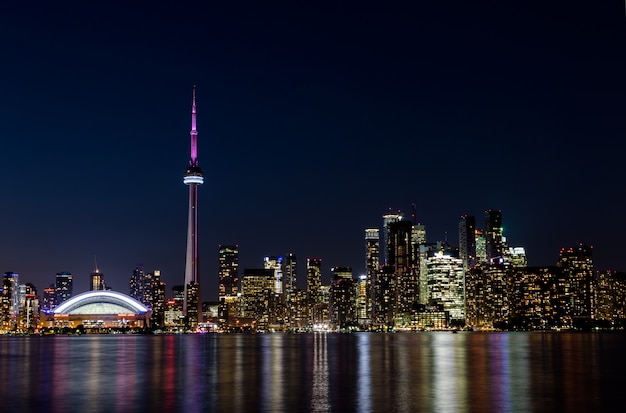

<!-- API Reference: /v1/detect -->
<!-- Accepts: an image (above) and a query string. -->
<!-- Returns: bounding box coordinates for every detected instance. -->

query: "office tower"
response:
[55,272,73,305]
[595,270,626,325]
[218,245,239,322]
[90,265,106,291]
[365,229,380,320]
[374,265,396,328]
[329,277,356,329]
[388,219,419,314]
[506,247,527,268]
[183,86,204,326]
[306,258,323,323]
[1,272,20,330]
[283,253,297,300]
[171,285,184,311]
[129,265,149,305]
[18,283,38,331]
[241,268,276,328]
[382,210,403,264]
[151,270,166,328]
[264,256,283,294]
[484,210,504,261]
[331,266,352,280]
[356,275,368,325]
[219,245,239,298]
[475,229,486,264]
[41,285,56,312]
[459,215,476,269]
[557,244,594,325]
[425,251,465,323]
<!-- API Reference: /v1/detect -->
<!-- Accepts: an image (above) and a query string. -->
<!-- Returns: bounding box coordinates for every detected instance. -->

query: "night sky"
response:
[2,1,625,301]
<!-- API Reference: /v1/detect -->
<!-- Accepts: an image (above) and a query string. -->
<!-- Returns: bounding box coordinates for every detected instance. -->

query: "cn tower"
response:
[183,86,203,326]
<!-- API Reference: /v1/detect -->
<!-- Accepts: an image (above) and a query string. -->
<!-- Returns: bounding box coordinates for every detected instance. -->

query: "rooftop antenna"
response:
[94,255,99,273]
[411,203,417,225]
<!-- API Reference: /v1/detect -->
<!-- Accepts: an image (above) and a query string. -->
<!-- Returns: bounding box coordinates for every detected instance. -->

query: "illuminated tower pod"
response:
[183,86,204,326]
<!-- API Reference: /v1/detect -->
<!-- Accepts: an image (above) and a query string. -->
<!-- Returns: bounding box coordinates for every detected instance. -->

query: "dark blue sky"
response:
[1,1,625,300]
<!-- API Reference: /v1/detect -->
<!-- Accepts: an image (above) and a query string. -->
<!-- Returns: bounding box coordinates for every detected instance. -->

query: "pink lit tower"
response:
[183,86,203,327]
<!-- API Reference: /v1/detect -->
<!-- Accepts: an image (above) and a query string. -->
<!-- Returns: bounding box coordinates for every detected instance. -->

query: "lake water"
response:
[0,332,623,412]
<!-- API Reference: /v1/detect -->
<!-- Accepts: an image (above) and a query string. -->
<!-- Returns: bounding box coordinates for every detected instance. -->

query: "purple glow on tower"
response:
[190,86,198,165]
[183,86,204,326]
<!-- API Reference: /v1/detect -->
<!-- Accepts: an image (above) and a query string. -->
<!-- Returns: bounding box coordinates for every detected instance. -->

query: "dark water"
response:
[0,332,624,412]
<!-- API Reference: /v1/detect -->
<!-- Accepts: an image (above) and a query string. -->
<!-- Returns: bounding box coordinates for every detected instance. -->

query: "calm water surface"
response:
[0,332,623,412]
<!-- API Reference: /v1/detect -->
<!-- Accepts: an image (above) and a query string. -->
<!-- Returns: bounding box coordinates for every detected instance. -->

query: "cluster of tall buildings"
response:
[205,209,626,332]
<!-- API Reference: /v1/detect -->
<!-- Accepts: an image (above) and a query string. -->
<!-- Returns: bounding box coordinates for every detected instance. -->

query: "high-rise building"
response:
[19,283,38,331]
[425,251,465,323]
[218,245,239,322]
[329,278,356,329]
[382,210,403,264]
[1,272,20,331]
[151,270,166,328]
[90,268,106,291]
[485,210,504,261]
[219,245,239,298]
[388,220,419,314]
[365,229,380,321]
[55,272,73,305]
[241,268,276,328]
[183,86,204,327]
[42,285,56,313]
[306,258,323,323]
[264,256,283,295]
[331,266,352,280]
[459,215,476,269]
[130,265,148,305]
[558,244,594,325]
[283,253,297,300]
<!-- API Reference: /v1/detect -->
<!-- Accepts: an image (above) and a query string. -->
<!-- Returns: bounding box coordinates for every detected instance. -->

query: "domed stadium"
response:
[49,290,151,329]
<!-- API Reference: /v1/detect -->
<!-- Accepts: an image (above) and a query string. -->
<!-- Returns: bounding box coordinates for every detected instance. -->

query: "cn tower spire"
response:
[183,86,204,328]
[190,85,198,166]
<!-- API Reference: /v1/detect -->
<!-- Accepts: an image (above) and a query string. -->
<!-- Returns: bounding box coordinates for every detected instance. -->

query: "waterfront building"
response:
[388,219,419,314]
[47,290,151,329]
[595,270,626,326]
[18,283,39,331]
[507,266,561,329]
[241,268,275,329]
[218,245,240,322]
[150,270,166,328]
[374,265,396,328]
[42,285,56,312]
[329,277,356,329]
[558,244,594,326]
[306,258,322,323]
[55,272,73,306]
[425,251,465,323]
[183,86,204,327]
[1,272,20,331]
[365,228,380,320]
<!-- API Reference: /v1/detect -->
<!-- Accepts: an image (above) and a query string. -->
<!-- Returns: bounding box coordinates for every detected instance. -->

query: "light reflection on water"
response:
[0,332,623,412]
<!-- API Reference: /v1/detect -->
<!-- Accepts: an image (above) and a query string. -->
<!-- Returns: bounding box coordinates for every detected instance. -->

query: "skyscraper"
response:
[264,256,284,295]
[90,266,106,291]
[365,229,380,320]
[55,272,73,305]
[218,245,239,322]
[458,215,476,269]
[283,252,297,300]
[183,86,204,326]
[485,210,504,261]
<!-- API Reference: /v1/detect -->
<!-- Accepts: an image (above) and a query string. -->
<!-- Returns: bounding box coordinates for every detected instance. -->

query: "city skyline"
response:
[1,2,625,300]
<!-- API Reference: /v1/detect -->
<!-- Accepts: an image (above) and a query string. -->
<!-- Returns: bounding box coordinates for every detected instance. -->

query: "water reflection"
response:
[0,332,623,412]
